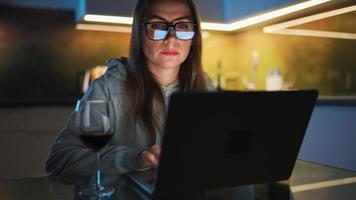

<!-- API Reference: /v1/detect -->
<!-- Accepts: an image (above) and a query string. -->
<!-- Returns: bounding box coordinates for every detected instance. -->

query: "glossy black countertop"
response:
[0,160,355,200]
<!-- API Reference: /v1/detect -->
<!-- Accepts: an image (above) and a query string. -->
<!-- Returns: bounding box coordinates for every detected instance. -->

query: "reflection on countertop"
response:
[0,160,355,200]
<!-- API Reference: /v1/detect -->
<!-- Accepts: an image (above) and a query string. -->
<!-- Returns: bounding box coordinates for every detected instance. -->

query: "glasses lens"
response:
[146,22,168,40]
[145,22,195,40]
[152,29,168,40]
[176,31,195,40]
[175,22,195,40]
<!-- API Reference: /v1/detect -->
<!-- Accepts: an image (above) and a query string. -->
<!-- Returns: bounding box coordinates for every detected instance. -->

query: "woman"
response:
[46,0,215,177]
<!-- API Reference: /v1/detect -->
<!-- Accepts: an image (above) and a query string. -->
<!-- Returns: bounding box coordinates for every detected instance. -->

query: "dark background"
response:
[0,6,130,105]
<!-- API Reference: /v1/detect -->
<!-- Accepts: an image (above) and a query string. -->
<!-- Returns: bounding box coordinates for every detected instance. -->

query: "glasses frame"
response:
[143,21,197,41]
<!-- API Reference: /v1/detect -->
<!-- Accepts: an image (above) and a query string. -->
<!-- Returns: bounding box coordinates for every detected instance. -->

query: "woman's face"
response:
[142,0,193,73]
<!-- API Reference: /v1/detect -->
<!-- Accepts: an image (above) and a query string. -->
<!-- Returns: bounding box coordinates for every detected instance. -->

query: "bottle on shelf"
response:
[266,67,283,91]
[245,50,258,90]
[216,61,222,91]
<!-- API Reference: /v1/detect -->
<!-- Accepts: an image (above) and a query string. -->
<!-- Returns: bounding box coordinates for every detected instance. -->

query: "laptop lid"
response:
[152,90,318,197]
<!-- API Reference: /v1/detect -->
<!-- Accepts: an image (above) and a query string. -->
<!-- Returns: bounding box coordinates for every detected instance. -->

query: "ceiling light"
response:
[84,14,133,25]
[229,0,331,30]
[76,24,132,33]
[80,0,330,32]
[267,29,356,40]
[263,4,356,40]
[264,5,356,32]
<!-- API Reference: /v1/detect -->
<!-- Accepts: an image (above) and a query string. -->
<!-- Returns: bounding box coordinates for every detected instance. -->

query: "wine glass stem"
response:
[96,152,101,190]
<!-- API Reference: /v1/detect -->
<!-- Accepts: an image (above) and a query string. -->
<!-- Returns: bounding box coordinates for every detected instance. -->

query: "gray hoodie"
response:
[45,58,216,178]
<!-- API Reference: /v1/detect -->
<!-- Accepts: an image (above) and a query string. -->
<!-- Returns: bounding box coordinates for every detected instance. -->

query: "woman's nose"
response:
[165,27,178,41]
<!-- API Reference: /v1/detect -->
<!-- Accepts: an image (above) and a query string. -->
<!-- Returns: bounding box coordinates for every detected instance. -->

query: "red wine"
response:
[79,133,113,152]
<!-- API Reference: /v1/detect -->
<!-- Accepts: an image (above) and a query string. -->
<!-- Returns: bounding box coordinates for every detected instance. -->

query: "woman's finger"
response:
[142,150,159,166]
[150,145,161,158]
[147,151,159,166]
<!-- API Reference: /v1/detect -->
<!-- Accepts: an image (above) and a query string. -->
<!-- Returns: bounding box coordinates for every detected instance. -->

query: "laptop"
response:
[125,90,319,199]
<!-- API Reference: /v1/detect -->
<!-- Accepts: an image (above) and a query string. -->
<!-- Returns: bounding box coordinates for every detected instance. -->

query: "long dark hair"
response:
[125,0,207,144]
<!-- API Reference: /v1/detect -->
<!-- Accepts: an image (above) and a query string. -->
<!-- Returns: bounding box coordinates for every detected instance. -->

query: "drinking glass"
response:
[75,100,116,198]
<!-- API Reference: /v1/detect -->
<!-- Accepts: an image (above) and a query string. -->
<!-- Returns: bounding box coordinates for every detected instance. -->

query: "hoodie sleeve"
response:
[45,78,143,177]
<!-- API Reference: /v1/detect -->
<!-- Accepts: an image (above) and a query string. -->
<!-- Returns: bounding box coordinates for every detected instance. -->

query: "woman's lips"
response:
[161,50,179,56]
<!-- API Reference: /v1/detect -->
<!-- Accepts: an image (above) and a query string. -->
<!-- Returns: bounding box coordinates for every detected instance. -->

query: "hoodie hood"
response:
[105,57,128,81]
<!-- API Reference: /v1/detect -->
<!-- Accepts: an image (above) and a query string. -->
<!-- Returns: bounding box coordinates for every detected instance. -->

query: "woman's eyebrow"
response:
[147,15,193,22]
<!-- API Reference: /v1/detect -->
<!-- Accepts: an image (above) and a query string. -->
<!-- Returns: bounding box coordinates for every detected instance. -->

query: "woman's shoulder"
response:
[89,57,128,95]
[85,58,128,100]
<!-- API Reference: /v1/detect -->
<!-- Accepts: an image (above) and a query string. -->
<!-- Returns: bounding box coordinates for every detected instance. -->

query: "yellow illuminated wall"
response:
[202,21,356,95]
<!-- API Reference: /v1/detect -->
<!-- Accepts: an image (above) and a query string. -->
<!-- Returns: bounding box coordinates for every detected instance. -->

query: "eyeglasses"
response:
[143,22,196,41]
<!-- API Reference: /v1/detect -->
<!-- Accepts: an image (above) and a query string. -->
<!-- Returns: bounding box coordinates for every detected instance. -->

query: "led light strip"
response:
[80,0,330,32]
[228,0,331,31]
[266,28,356,40]
[263,4,356,40]
[76,24,132,33]
[84,15,133,25]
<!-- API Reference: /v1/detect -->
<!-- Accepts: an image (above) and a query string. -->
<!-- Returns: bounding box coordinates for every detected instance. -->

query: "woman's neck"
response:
[148,65,180,86]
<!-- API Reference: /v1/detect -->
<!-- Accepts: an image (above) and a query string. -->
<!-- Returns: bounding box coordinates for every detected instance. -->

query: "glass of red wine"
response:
[75,100,116,198]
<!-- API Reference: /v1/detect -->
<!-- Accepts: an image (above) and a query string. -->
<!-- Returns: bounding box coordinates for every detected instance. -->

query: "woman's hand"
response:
[137,144,161,169]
